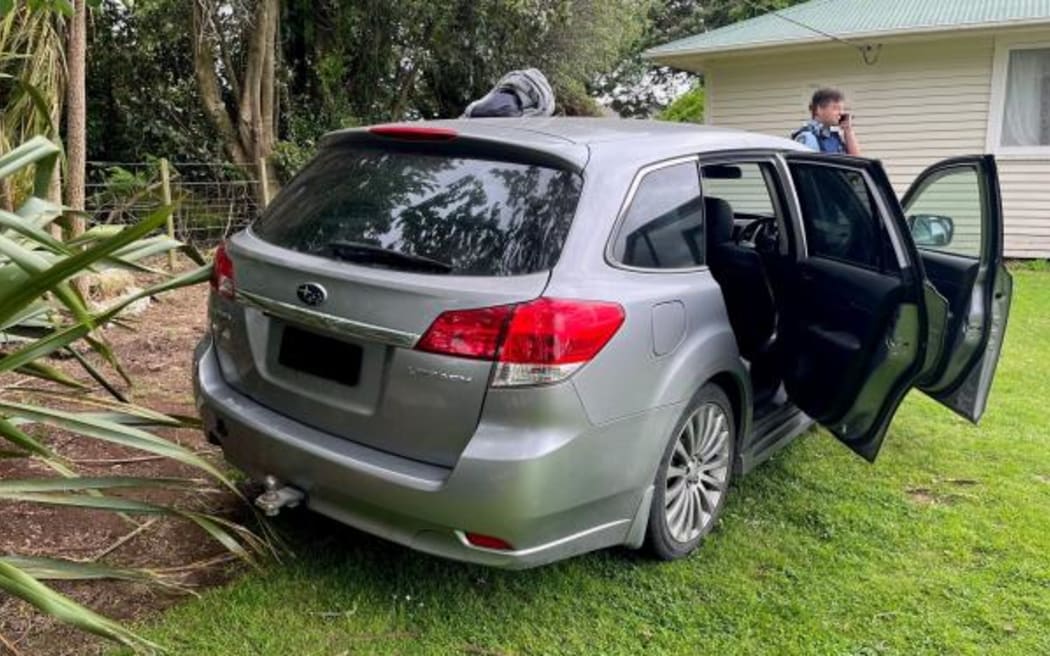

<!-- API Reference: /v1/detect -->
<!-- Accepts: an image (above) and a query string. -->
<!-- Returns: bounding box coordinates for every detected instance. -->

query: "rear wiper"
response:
[324,240,453,274]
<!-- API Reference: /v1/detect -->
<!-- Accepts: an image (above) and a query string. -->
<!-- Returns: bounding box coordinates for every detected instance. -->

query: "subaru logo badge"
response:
[296,282,327,307]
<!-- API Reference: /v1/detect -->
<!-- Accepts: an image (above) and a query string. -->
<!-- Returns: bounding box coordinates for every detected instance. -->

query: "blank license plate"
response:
[278,324,362,387]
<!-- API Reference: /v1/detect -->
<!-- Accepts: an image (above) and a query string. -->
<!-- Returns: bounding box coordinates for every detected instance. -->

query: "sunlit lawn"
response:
[118,269,1050,655]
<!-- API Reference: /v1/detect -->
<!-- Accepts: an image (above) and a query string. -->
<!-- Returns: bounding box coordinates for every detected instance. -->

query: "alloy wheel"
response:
[663,401,732,543]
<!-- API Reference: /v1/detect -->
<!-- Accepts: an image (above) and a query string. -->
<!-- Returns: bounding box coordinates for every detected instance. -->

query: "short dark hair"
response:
[809,88,845,115]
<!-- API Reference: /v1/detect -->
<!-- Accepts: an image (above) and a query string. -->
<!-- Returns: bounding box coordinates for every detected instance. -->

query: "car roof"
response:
[321,118,806,173]
[424,117,805,151]
[328,117,804,152]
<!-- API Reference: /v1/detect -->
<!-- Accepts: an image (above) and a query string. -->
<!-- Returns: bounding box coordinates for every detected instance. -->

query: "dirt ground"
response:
[0,276,249,656]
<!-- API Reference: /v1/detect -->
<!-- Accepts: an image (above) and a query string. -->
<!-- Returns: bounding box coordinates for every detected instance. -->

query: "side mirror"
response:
[907,214,955,248]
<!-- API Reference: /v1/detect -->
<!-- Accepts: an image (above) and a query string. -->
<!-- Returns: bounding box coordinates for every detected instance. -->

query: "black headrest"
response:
[704,196,734,245]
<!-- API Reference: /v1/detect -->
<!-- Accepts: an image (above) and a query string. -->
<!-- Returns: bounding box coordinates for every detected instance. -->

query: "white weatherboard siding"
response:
[695,32,1050,258]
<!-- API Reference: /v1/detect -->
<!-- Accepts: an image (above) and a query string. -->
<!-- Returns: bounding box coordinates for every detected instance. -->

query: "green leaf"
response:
[0,398,238,494]
[0,136,60,196]
[110,237,183,263]
[0,556,163,585]
[1,492,260,567]
[0,204,173,326]
[15,389,184,427]
[0,476,198,494]
[65,345,129,402]
[0,561,162,651]
[65,225,124,245]
[0,416,53,459]
[54,0,74,17]
[0,232,94,327]
[15,359,88,389]
[0,299,52,332]
[18,196,64,230]
[0,207,73,256]
[98,256,169,276]
[0,318,93,375]
[158,413,203,429]
[83,334,132,387]
[0,264,209,374]
[180,242,208,266]
[182,511,259,567]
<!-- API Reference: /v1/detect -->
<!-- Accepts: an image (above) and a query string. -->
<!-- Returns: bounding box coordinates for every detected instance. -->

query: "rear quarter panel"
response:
[544,147,750,451]
[550,269,745,426]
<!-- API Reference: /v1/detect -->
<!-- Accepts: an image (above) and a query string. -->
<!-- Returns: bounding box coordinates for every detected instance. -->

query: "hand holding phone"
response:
[839,112,853,129]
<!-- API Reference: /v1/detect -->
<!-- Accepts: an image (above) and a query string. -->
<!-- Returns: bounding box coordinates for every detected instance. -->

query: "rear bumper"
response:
[194,337,680,569]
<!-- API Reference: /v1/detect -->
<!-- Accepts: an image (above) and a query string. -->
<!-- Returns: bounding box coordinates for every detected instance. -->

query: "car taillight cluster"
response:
[416,298,625,387]
[210,242,235,299]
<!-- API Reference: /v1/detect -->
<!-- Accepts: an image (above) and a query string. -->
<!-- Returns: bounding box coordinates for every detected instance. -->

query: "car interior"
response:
[700,161,790,416]
[700,159,911,433]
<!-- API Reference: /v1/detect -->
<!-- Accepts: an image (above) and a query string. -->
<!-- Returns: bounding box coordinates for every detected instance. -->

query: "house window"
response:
[999,47,1050,148]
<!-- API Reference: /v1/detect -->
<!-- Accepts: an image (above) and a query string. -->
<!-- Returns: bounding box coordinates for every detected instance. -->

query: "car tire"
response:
[645,382,736,561]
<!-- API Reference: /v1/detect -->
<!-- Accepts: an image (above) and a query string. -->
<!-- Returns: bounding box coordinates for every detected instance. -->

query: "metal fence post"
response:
[160,158,176,271]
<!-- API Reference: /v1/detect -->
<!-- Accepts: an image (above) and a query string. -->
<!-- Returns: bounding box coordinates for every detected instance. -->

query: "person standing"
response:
[792,88,861,155]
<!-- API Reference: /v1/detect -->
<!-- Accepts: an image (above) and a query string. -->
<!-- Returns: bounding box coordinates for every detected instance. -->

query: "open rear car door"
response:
[779,154,928,461]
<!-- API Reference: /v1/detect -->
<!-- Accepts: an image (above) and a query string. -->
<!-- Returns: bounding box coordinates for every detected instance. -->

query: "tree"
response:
[657,84,704,123]
[86,0,220,164]
[282,0,646,125]
[192,0,279,172]
[702,0,808,28]
[597,0,808,118]
[63,0,85,237]
[595,0,705,118]
[0,4,65,209]
[80,0,643,176]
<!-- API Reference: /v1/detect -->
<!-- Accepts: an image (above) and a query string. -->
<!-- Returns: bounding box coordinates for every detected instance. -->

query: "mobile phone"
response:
[839,112,851,124]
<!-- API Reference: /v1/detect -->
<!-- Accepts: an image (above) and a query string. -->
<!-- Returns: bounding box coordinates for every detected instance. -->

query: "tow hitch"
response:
[254,475,305,517]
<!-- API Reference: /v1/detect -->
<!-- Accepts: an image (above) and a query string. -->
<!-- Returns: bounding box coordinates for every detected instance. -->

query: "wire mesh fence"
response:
[85,160,266,246]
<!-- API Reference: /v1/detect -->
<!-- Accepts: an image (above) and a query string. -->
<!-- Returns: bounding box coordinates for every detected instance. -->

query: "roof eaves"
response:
[644,16,1050,63]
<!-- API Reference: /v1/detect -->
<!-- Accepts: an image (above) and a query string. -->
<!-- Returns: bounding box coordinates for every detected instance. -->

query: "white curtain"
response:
[1001,48,1050,147]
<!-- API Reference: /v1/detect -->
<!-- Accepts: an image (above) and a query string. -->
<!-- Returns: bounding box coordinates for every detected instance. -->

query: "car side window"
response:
[611,161,704,269]
[701,162,776,217]
[790,163,889,270]
[903,166,982,258]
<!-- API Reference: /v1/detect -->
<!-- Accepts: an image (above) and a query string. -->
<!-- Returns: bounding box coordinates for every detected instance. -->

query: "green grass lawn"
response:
[121,270,1050,656]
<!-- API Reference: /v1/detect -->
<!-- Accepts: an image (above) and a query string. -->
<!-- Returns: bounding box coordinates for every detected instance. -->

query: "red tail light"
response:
[368,125,458,141]
[416,298,625,387]
[499,298,625,365]
[416,305,515,360]
[211,242,235,299]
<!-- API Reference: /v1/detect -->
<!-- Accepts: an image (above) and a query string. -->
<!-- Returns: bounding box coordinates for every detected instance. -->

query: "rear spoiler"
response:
[319,122,590,173]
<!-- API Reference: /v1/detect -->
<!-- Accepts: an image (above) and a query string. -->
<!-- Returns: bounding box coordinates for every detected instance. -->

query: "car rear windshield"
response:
[252,146,583,276]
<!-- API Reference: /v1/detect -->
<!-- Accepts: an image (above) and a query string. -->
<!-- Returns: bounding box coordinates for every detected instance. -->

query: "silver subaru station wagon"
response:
[193,118,1011,568]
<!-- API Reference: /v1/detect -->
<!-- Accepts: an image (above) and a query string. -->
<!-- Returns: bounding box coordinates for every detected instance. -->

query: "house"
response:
[645,0,1050,258]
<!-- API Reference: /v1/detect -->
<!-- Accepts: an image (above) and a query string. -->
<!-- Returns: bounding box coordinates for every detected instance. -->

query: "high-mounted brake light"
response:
[211,242,235,300]
[368,124,458,141]
[416,298,625,387]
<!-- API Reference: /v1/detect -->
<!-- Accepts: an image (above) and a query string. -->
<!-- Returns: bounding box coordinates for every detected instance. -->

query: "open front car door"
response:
[902,155,1012,422]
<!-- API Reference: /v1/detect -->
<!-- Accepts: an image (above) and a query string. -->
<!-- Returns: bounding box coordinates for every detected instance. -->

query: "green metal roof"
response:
[646,0,1050,60]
